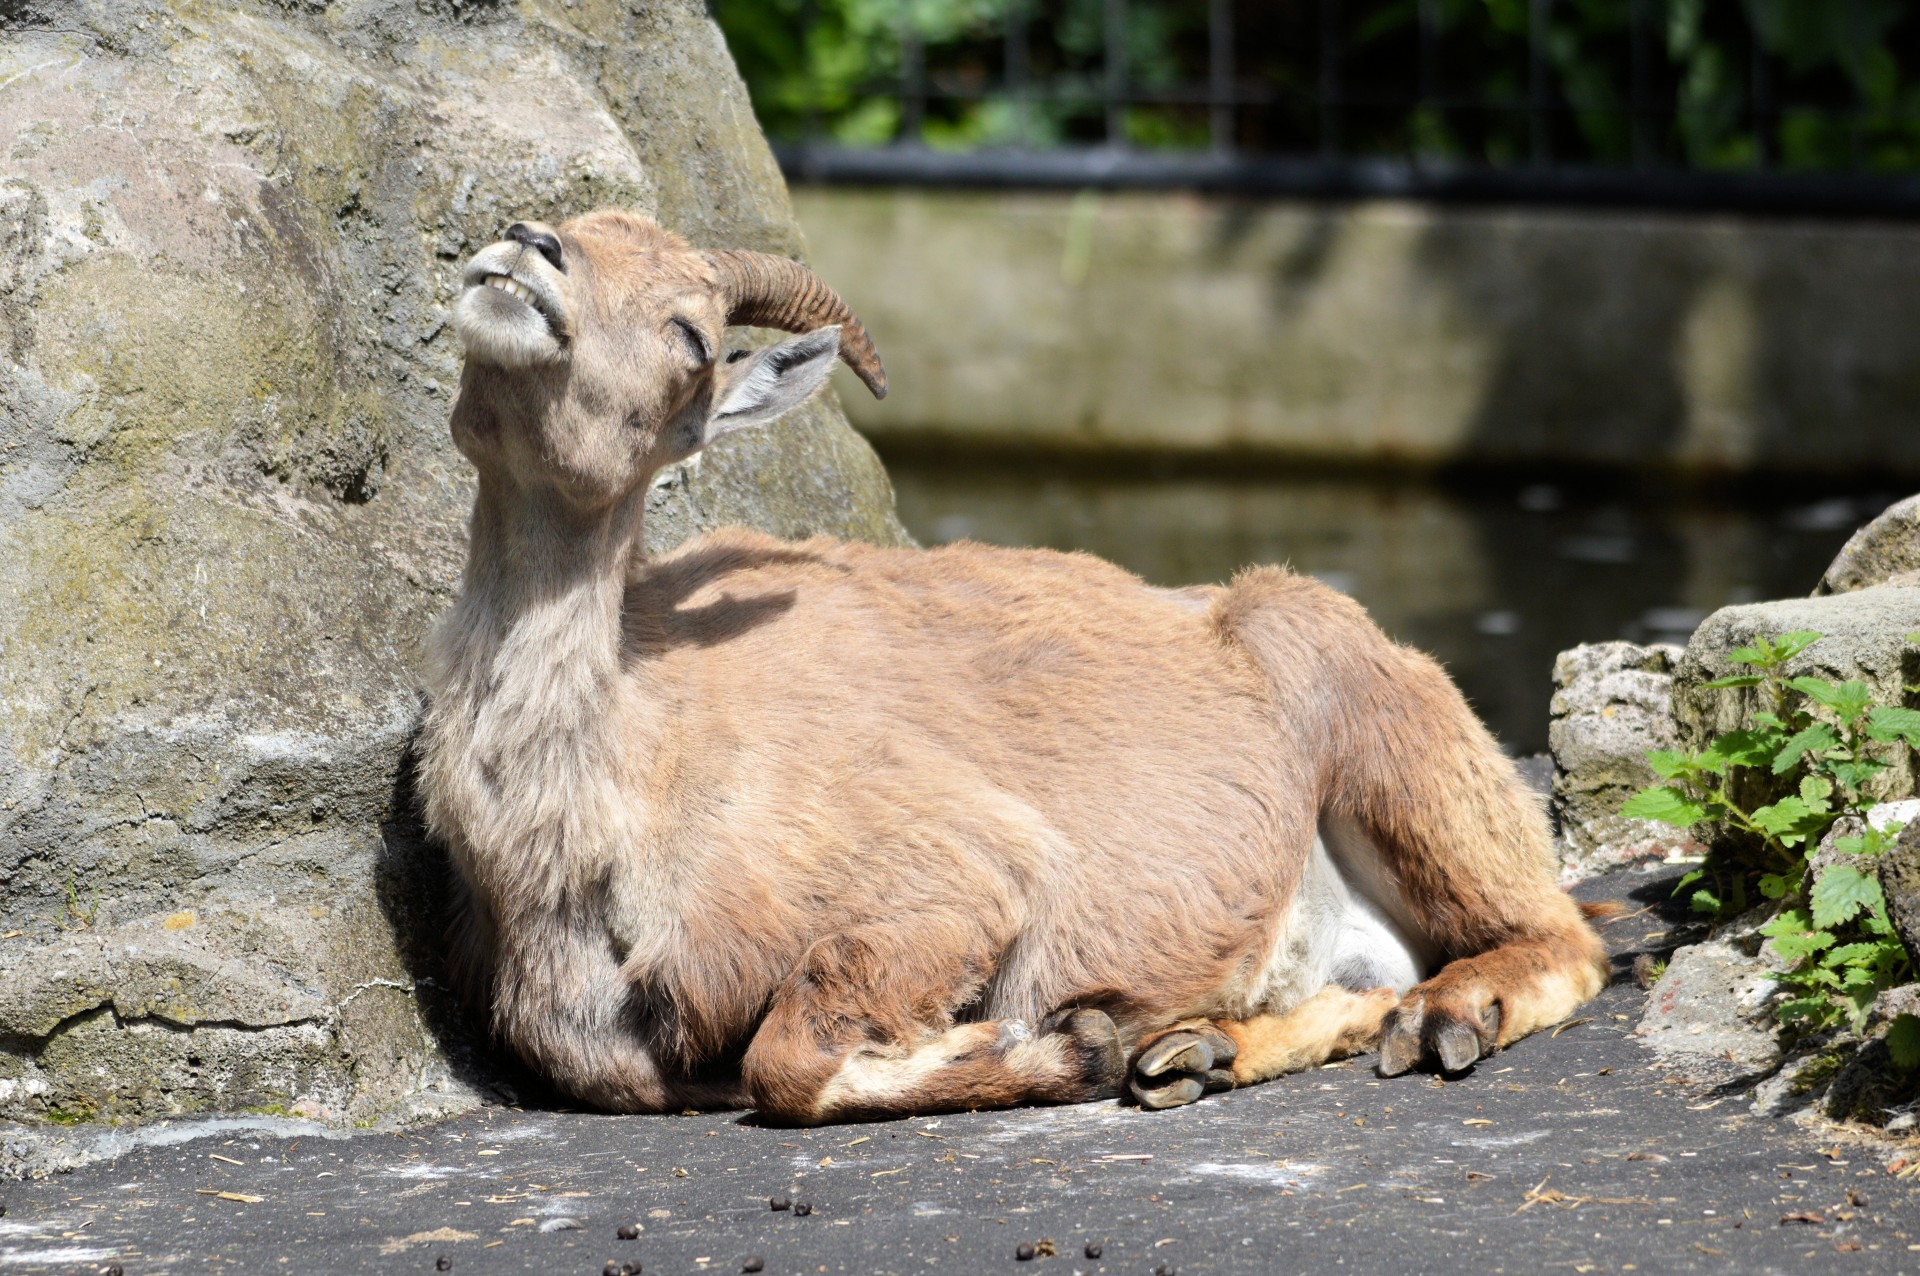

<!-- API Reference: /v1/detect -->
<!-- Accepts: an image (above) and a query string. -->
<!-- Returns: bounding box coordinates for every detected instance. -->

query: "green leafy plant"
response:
[1622,630,1920,1054]
[1760,817,1910,1034]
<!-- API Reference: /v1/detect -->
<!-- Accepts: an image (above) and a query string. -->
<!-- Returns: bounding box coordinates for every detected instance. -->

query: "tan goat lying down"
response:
[419,209,1609,1123]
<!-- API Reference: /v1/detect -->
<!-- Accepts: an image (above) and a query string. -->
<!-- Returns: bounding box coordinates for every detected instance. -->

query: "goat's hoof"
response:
[1377,995,1501,1078]
[1129,1025,1236,1110]
[1038,1007,1127,1100]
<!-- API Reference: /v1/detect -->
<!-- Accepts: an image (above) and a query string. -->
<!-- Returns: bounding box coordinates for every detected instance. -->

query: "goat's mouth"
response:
[454,253,570,367]
[476,272,564,337]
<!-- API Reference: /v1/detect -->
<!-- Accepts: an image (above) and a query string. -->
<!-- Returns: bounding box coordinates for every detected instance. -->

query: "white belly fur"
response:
[1234,815,1433,1017]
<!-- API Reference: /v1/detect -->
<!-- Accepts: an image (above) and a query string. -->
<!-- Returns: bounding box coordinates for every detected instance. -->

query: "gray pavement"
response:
[4,867,1919,1276]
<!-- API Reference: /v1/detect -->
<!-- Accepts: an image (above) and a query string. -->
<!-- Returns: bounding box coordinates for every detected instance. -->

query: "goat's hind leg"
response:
[1129,985,1397,1110]
[1220,569,1610,1078]
[741,924,1126,1124]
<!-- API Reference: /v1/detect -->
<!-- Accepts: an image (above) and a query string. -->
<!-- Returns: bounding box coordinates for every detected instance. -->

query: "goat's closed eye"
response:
[671,317,712,366]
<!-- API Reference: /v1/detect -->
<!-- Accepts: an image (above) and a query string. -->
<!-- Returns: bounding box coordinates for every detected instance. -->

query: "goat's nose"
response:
[506,223,565,274]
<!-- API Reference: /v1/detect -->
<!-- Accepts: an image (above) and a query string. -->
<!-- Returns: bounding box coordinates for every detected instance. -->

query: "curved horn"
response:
[702,249,887,399]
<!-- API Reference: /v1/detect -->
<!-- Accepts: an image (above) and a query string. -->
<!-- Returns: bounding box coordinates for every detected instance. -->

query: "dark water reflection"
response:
[886,461,1890,754]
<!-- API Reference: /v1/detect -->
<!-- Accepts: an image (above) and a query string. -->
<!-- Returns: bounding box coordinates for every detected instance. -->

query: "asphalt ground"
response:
[4,867,1919,1276]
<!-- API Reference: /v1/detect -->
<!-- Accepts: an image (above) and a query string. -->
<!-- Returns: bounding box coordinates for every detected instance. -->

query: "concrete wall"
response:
[794,187,1920,476]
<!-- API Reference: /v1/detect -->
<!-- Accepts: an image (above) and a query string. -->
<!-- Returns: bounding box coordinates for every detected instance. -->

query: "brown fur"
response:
[418,209,1609,1124]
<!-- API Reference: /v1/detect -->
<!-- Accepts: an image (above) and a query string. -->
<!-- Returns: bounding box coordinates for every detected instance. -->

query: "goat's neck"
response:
[423,474,645,903]
[434,476,639,691]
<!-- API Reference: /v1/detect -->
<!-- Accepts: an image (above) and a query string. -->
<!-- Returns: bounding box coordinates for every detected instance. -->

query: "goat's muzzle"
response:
[454,240,571,368]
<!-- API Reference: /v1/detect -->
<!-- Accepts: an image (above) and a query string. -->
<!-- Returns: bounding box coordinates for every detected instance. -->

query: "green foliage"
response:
[716,0,1920,173]
[716,0,1204,149]
[1624,631,1919,1048]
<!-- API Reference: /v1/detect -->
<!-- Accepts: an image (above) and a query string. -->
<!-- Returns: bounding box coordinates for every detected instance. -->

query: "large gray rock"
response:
[1885,821,1920,967]
[1548,642,1696,882]
[1673,587,1920,818]
[0,0,906,1156]
[1816,494,1920,596]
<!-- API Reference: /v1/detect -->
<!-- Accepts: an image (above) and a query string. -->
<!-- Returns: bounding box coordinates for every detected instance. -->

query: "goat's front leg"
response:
[740,926,1126,1124]
[492,930,749,1114]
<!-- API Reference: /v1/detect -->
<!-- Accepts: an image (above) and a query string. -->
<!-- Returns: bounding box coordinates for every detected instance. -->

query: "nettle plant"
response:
[1622,631,1920,1065]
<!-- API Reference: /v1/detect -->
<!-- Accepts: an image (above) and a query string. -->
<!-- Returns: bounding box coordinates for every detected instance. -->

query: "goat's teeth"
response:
[482,275,536,306]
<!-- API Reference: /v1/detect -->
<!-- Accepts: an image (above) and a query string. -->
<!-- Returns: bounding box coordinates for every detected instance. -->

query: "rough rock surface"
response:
[1823,1036,1920,1126]
[1886,820,1920,966]
[1673,587,1920,819]
[1634,916,1783,1085]
[0,0,906,1154]
[1548,641,1694,882]
[1816,494,1920,595]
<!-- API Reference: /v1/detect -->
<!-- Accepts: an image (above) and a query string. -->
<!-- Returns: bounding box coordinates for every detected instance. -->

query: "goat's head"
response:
[449,209,885,507]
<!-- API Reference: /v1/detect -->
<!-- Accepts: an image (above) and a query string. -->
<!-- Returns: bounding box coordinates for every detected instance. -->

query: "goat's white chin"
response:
[454,286,564,368]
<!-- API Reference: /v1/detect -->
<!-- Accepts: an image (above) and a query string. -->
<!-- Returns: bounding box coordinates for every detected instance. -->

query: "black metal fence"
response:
[718,0,1920,214]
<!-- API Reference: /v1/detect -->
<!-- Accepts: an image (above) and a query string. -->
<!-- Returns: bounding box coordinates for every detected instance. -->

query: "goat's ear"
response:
[707,326,841,441]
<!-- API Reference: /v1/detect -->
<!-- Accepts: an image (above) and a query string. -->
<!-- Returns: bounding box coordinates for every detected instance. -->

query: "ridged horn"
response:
[702,249,887,399]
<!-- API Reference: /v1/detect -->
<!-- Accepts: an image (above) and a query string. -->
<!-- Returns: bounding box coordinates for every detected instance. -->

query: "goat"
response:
[417,209,1608,1123]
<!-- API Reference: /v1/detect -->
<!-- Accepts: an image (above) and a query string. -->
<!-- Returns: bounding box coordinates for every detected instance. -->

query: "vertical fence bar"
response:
[1849,0,1867,172]
[800,0,821,144]
[1319,0,1341,157]
[1417,0,1439,160]
[1005,0,1030,146]
[1209,0,1234,154]
[1105,0,1127,146]
[899,14,925,145]
[1628,0,1650,168]
[1528,0,1552,164]
[1750,14,1773,168]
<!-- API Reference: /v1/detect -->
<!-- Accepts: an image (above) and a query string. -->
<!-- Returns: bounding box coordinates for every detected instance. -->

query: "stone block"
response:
[1549,641,1694,882]
[1816,494,1920,595]
[1673,587,1920,814]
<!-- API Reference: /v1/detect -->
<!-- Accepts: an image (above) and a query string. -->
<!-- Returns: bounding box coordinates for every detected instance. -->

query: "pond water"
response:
[885,459,1890,755]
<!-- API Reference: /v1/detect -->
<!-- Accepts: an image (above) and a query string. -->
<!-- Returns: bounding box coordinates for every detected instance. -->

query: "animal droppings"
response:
[435,1258,453,1272]
[769,1196,791,1212]
[793,1202,813,1216]
[1084,1243,1103,1259]
[105,1266,124,1276]
[743,1258,765,1273]
[1015,1242,1036,1261]
[618,1223,641,1240]
[1154,1265,1178,1276]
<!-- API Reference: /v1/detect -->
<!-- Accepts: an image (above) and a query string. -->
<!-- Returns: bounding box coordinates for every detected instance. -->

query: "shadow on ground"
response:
[5,865,1917,1275]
